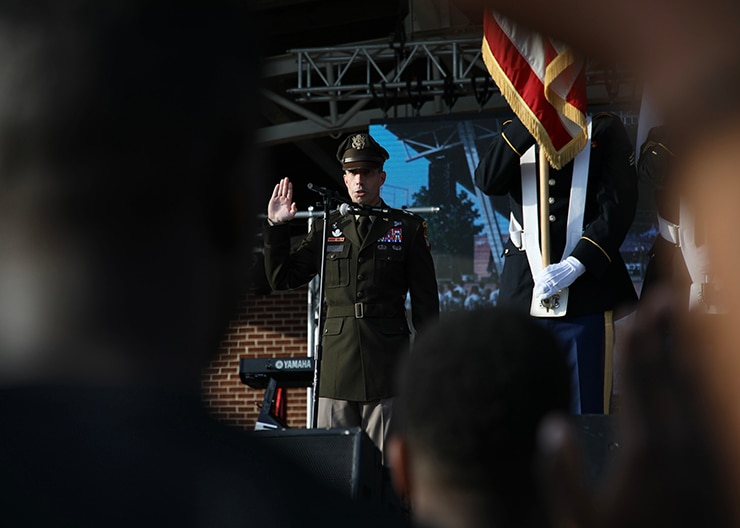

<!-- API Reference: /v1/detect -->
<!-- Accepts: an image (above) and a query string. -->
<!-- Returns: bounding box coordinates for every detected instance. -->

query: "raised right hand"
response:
[267,177,298,224]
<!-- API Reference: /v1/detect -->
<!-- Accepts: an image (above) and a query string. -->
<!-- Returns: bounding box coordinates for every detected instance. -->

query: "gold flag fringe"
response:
[481,37,588,170]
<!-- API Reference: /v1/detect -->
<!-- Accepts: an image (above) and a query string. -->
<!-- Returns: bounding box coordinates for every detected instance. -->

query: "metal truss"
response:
[288,36,490,106]
[260,32,638,145]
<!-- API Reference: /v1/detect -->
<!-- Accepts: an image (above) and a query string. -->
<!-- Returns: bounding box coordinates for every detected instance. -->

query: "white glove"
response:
[533,256,586,300]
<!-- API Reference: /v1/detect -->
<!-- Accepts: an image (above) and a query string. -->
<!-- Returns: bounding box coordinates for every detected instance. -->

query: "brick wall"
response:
[202,287,312,430]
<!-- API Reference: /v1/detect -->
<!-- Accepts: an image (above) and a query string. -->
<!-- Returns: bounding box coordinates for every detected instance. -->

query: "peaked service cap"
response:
[336,133,390,170]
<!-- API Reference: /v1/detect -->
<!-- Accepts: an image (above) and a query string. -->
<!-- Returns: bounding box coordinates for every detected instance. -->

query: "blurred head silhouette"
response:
[0,1,262,389]
[388,308,570,528]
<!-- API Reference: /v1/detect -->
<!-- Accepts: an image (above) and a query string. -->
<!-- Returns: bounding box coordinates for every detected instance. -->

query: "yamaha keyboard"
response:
[239,356,315,431]
[239,356,315,389]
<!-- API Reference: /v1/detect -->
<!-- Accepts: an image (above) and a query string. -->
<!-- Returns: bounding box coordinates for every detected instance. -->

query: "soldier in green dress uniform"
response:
[263,133,439,460]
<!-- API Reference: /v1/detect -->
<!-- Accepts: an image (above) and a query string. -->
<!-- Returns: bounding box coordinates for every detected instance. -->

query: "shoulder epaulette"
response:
[399,208,422,220]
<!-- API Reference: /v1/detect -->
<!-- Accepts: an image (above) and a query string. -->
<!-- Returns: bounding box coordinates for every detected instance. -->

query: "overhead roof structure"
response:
[255,0,639,210]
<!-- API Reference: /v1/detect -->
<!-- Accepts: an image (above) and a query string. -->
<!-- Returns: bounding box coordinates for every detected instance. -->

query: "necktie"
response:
[357,215,371,240]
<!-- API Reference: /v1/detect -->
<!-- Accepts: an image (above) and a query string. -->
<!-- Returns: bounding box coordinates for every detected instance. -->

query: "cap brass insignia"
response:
[351,134,367,150]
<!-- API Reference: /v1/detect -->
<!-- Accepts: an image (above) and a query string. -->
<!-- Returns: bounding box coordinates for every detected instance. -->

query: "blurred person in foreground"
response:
[0,2,403,526]
[387,308,570,528]
[538,284,735,528]
[536,125,740,528]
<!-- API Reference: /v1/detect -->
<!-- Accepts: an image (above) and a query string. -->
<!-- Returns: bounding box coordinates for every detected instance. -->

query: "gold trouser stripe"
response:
[603,310,614,414]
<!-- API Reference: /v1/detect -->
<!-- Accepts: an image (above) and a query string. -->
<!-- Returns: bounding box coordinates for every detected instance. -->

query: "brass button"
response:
[548,197,555,204]
[548,214,556,222]
[548,178,556,186]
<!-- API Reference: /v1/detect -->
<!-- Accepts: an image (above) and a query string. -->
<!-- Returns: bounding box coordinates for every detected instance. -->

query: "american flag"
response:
[481,10,588,169]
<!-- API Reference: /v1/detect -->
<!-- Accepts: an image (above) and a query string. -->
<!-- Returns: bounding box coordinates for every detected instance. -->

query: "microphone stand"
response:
[306,183,341,428]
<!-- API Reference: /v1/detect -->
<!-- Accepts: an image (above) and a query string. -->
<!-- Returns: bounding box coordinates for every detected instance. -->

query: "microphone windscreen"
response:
[338,203,351,216]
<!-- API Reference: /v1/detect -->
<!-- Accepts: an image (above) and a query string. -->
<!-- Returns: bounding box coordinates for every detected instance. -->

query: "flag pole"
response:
[531,145,568,316]
[538,147,551,267]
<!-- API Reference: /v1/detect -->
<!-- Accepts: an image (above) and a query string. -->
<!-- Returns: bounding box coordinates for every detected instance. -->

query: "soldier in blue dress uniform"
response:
[475,114,638,413]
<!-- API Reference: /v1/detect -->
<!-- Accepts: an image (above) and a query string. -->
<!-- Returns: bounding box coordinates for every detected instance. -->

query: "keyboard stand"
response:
[254,377,289,431]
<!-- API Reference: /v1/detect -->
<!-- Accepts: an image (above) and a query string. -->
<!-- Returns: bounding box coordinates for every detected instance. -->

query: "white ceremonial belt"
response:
[508,214,524,250]
[657,214,680,246]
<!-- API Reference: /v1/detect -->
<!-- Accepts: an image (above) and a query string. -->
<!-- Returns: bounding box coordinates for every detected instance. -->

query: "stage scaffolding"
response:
[260,32,638,146]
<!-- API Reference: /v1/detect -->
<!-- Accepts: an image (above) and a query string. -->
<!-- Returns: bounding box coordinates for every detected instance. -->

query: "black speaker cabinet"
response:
[249,427,390,505]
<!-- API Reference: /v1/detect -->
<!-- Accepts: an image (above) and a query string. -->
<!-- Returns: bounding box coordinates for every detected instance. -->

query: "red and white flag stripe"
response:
[482,10,588,169]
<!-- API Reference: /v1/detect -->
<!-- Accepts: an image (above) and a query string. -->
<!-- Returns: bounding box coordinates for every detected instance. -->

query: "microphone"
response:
[307,183,339,198]
[338,202,394,217]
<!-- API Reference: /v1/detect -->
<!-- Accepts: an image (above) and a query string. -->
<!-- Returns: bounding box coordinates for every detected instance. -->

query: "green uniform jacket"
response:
[263,204,439,401]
